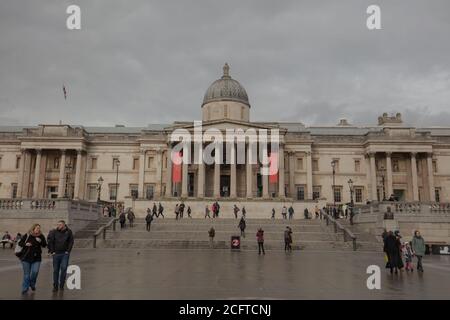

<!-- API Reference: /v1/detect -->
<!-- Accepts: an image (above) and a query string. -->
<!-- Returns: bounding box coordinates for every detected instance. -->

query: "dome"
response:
[202,63,250,107]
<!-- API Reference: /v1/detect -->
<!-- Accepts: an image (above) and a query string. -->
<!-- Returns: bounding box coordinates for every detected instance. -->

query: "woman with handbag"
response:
[17,223,47,295]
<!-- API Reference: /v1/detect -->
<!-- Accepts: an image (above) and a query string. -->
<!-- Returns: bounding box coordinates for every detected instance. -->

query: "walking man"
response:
[282,206,287,219]
[47,220,74,292]
[256,228,265,255]
[288,206,294,220]
[127,209,135,228]
[158,202,165,218]
[145,210,153,231]
[205,205,211,219]
[412,230,426,272]
[187,206,192,218]
[233,204,240,219]
[152,203,158,218]
[271,208,275,220]
[284,227,293,252]
[242,206,246,218]
[238,217,246,238]
[208,227,215,248]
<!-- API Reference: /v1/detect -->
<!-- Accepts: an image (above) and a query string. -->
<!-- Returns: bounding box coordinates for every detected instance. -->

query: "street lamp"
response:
[97,176,103,202]
[64,163,73,198]
[348,178,354,225]
[331,160,337,218]
[114,160,120,213]
[378,165,386,201]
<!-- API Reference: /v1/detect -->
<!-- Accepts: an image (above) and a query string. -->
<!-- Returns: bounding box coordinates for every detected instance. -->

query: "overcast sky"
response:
[0,0,449,127]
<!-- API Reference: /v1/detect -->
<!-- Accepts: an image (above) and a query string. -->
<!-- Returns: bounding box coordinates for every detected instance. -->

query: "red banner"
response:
[172,151,182,183]
[269,152,278,184]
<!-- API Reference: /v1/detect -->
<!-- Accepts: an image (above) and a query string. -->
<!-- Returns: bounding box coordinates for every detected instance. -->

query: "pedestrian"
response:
[208,227,215,248]
[303,208,309,219]
[175,204,179,220]
[412,230,426,272]
[119,211,126,229]
[127,209,135,227]
[333,207,338,219]
[314,205,320,219]
[17,224,47,295]
[158,202,165,218]
[14,233,22,248]
[288,206,294,219]
[233,204,240,219]
[320,207,325,220]
[284,227,293,252]
[384,231,402,274]
[238,217,246,238]
[403,241,414,272]
[179,202,185,219]
[282,206,287,219]
[256,228,265,255]
[47,220,74,292]
[187,206,192,218]
[211,203,217,218]
[215,201,220,217]
[1,231,13,249]
[205,205,211,219]
[271,208,275,220]
[152,203,158,218]
[242,206,246,218]
[145,210,153,231]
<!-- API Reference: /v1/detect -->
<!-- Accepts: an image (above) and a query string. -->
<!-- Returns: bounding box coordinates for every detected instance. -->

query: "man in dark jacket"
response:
[145,211,153,231]
[47,220,74,292]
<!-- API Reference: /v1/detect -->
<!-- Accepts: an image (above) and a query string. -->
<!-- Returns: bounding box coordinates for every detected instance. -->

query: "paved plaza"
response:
[1,248,449,300]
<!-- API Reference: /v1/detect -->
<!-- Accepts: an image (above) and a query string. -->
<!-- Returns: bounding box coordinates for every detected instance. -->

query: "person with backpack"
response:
[256,228,265,255]
[145,210,153,231]
[158,202,165,218]
[238,217,246,238]
[208,227,215,248]
[47,220,74,292]
[127,209,135,228]
[233,205,240,219]
[17,223,47,295]
[119,210,126,229]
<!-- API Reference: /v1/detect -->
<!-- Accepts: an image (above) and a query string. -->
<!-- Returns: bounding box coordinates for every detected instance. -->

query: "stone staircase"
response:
[73,217,381,251]
[73,216,112,248]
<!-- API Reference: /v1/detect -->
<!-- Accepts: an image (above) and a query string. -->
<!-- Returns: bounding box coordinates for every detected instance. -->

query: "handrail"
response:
[322,211,357,251]
[93,217,119,248]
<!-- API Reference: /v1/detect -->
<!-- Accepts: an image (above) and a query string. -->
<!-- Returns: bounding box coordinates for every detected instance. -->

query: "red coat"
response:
[256,230,264,243]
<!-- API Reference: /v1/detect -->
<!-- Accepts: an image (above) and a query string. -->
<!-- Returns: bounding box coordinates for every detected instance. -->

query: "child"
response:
[403,241,414,272]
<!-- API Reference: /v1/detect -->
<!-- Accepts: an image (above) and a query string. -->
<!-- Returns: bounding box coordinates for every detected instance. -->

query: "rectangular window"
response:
[333,186,342,203]
[435,188,441,203]
[91,158,97,170]
[109,184,118,201]
[11,183,18,199]
[133,158,139,170]
[312,159,319,171]
[145,184,154,200]
[432,160,437,173]
[354,160,361,173]
[313,186,321,200]
[296,158,303,170]
[16,156,21,169]
[87,184,98,201]
[47,186,58,199]
[130,184,139,199]
[148,157,154,169]
[112,158,120,170]
[296,185,305,201]
[355,187,363,203]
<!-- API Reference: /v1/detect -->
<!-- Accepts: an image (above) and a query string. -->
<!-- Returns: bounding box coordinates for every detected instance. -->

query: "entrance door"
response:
[393,189,405,201]
[220,175,230,197]
[188,173,195,197]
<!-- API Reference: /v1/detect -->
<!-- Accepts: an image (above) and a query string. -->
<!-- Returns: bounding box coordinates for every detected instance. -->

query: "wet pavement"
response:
[1,248,449,299]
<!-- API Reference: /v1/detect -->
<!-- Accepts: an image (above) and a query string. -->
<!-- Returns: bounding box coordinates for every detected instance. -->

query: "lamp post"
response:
[114,160,120,213]
[64,163,73,198]
[331,160,337,218]
[97,176,103,202]
[348,178,354,225]
[378,165,386,201]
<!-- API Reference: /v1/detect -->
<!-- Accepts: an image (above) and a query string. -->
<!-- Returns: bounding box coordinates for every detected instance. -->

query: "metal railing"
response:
[322,211,357,251]
[93,217,119,248]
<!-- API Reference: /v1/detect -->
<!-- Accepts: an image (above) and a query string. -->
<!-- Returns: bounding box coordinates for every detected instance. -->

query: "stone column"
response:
[138,149,146,198]
[246,144,253,198]
[427,153,435,201]
[411,152,419,201]
[57,150,67,198]
[17,149,26,198]
[306,151,313,200]
[230,143,237,198]
[73,150,82,200]
[32,149,42,199]
[155,149,163,197]
[369,152,377,201]
[289,152,295,198]
[197,161,205,198]
[165,146,172,197]
[181,158,188,198]
[213,162,220,198]
[386,152,393,198]
[278,144,285,198]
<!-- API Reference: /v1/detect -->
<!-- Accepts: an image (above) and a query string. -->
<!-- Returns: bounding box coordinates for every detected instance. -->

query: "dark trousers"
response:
[53,253,70,288]
[240,229,245,238]
[416,255,423,271]
[258,242,265,255]
[146,222,151,231]
[285,241,291,252]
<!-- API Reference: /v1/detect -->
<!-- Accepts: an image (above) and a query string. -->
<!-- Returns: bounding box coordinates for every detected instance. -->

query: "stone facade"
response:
[1,65,450,208]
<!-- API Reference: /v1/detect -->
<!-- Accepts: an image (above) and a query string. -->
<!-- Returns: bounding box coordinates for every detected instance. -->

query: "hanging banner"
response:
[269,151,278,184]
[172,151,182,183]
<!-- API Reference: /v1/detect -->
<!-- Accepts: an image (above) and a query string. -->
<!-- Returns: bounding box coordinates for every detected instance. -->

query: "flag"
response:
[172,151,182,183]
[63,85,67,100]
[269,151,278,184]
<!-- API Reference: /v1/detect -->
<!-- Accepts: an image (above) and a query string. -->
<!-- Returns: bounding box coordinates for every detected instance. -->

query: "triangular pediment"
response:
[167,119,284,133]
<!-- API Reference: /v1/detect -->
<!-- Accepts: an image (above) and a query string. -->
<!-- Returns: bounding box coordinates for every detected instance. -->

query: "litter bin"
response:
[231,236,241,250]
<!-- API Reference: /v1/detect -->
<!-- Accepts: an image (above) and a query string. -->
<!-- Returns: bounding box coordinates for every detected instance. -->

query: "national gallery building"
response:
[1,64,450,206]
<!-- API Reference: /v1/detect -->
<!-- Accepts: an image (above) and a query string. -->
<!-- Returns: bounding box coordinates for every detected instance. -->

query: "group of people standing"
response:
[383,229,426,274]
[119,208,136,229]
[14,220,74,295]
[174,202,192,219]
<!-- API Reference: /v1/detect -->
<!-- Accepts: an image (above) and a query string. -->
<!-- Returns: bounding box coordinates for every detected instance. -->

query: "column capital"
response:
[367,152,376,158]
[60,149,67,155]
[35,148,42,155]
[410,152,417,158]
[306,151,312,156]
[385,152,392,157]
[140,148,147,155]
[426,152,433,158]
[76,149,83,155]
